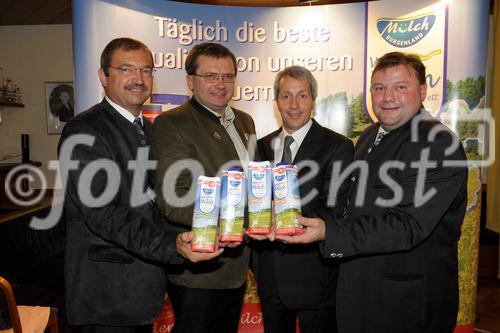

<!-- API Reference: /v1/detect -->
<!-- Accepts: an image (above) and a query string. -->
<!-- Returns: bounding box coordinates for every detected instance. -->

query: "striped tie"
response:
[133,117,146,141]
[133,117,154,206]
[373,132,386,146]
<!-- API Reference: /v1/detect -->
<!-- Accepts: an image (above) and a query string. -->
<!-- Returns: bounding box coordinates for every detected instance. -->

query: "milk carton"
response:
[272,164,303,235]
[219,169,246,242]
[247,161,272,234]
[192,176,221,252]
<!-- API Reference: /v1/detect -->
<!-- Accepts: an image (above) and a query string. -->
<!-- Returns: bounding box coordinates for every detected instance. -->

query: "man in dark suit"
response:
[59,37,221,333]
[153,43,256,333]
[249,66,353,333]
[278,52,468,333]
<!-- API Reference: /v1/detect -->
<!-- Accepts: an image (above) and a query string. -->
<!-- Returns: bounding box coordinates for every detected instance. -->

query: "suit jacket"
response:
[321,110,468,333]
[153,99,256,289]
[256,119,354,310]
[59,99,181,326]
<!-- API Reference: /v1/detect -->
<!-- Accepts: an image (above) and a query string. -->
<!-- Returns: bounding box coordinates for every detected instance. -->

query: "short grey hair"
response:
[273,66,318,100]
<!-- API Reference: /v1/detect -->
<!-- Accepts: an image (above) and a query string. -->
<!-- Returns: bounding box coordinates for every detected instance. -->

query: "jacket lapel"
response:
[187,101,228,144]
[233,113,250,146]
[261,129,281,164]
[293,119,324,164]
[100,98,145,142]
[356,124,380,159]
[143,118,153,139]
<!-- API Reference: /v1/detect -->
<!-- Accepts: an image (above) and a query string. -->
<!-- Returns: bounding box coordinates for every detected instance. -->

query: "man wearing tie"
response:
[277,52,468,333]
[250,66,353,333]
[59,37,220,333]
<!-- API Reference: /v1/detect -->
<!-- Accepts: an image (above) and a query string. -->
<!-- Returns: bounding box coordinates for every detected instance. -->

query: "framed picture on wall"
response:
[45,81,74,134]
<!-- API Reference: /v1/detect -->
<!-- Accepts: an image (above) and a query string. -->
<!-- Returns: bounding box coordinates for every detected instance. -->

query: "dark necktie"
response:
[133,117,155,206]
[373,132,386,146]
[281,135,294,164]
[133,117,146,142]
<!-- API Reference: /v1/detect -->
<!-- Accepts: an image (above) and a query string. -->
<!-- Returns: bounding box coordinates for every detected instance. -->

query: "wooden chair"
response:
[0,275,58,333]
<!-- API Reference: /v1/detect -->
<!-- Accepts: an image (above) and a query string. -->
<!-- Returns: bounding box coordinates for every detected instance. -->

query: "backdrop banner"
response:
[72,0,490,332]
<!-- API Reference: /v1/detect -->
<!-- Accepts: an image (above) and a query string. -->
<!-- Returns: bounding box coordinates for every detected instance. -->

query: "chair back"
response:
[0,275,22,332]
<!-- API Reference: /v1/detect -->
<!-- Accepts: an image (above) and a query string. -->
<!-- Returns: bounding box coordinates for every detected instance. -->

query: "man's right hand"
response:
[176,231,224,262]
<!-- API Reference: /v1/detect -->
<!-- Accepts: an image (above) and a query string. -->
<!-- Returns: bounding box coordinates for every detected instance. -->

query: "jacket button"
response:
[351,176,356,182]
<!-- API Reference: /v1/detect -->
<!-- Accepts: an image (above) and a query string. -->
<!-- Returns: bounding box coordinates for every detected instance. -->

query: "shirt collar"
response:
[279,119,313,147]
[376,125,389,137]
[105,96,143,124]
[200,102,234,127]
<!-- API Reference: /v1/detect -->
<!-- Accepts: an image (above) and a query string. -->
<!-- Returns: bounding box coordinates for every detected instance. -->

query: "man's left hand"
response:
[275,217,326,244]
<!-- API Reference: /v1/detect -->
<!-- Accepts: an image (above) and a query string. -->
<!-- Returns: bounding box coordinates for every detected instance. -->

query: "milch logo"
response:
[377,13,435,48]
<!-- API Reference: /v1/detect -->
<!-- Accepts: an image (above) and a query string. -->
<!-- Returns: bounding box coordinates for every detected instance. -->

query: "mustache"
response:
[125,84,147,90]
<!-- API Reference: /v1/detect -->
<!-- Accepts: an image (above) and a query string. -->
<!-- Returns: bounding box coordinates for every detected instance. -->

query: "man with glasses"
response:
[153,42,256,333]
[59,37,221,333]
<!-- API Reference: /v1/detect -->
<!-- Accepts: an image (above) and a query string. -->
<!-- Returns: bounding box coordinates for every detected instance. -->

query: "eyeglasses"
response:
[191,72,236,83]
[108,66,156,77]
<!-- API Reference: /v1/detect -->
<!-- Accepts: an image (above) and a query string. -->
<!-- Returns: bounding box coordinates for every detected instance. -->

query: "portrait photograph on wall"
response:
[45,81,74,134]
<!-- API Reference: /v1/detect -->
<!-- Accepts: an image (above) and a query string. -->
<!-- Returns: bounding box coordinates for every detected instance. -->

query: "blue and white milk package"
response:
[192,176,221,252]
[247,161,272,234]
[219,169,246,242]
[272,164,303,235]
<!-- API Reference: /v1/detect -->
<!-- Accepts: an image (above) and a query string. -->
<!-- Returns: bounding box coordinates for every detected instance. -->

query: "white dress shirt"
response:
[272,119,313,164]
[105,96,144,125]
